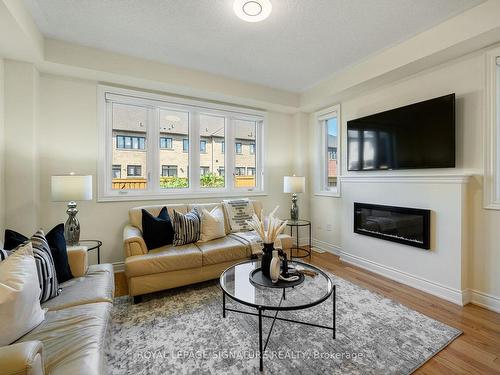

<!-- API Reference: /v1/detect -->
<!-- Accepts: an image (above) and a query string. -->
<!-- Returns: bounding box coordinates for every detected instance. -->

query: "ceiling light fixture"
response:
[233,0,272,22]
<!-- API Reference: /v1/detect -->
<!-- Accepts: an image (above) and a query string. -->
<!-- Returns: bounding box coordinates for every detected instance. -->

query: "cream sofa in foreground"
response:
[123,201,293,302]
[0,247,114,375]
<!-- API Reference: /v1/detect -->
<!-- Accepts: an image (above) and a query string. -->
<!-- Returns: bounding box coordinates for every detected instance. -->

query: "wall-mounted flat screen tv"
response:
[347,94,455,171]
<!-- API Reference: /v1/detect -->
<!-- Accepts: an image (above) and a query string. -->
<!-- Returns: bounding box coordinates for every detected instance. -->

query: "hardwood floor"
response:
[113,251,500,374]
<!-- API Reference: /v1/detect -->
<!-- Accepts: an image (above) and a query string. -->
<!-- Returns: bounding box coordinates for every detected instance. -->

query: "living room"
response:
[0,0,499,374]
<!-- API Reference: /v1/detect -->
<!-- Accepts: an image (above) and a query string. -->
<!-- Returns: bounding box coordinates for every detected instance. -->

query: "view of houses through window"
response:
[107,91,261,195]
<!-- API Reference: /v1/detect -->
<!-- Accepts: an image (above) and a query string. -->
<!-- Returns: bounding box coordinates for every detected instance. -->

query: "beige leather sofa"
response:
[123,200,292,302]
[0,246,114,375]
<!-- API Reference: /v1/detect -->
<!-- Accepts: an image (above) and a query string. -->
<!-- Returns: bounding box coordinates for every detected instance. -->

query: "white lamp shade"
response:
[283,175,305,193]
[51,175,93,202]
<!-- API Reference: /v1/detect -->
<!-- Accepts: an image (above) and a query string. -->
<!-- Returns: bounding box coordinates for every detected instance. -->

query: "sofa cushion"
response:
[41,264,114,311]
[16,302,111,375]
[222,198,255,232]
[125,243,202,277]
[45,223,74,283]
[129,204,188,232]
[172,209,201,246]
[197,236,251,266]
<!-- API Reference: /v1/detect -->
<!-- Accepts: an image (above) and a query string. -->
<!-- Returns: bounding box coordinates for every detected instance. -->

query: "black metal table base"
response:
[222,285,336,371]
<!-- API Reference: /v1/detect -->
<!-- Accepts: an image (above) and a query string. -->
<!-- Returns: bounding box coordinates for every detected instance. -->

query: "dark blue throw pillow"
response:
[142,207,174,250]
[5,224,74,283]
[45,224,73,283]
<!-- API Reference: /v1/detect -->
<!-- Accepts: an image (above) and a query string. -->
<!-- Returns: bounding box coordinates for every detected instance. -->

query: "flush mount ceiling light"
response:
[233,0,272,22]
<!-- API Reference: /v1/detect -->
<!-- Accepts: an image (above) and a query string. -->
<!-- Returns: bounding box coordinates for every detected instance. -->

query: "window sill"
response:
[97,190,268,203]
[314,191,341,198]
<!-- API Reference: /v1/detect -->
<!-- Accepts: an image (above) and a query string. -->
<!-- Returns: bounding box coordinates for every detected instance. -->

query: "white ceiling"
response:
[23,0,483,92]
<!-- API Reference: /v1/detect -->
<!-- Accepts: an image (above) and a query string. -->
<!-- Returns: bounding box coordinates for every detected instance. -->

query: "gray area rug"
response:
[106,272,461,374]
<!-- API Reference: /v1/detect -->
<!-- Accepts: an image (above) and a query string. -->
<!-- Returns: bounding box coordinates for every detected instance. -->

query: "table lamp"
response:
[283,175,305,221]
[51,174,93,245]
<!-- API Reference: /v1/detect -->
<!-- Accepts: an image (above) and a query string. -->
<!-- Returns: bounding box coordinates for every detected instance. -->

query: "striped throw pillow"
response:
[30,230,60,302]
[0,249,11,261]
[172,209,201,246]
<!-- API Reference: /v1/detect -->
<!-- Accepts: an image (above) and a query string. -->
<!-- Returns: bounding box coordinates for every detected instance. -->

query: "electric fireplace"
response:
[354,202,431,249]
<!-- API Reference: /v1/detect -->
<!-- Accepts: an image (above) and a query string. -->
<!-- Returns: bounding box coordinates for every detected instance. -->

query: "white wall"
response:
[4,60,40,235]
[37,74,298,266]
[0,59,5,240]
[308,51,500,308]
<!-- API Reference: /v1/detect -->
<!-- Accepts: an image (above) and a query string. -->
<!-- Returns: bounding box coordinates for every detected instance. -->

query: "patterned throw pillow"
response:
[222,198,255,232]
[0,249,11,261]
[172,209,201,246]
[30,230,60,303]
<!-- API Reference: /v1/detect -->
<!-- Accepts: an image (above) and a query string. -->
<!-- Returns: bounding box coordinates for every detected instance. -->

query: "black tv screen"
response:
[347,94,455,171]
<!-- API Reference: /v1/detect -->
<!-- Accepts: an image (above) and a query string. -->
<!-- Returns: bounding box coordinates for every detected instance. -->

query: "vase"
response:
[261,243,274,278]
[270,250,280,283]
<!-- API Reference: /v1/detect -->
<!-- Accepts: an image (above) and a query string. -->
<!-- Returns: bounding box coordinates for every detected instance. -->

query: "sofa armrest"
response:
[67,246,88,278]
[0,341,44,375]
[123,225,148,257]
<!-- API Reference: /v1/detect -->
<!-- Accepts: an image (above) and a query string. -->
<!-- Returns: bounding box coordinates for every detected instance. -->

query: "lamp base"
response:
[64,201,80,245]
[290,193,299,221]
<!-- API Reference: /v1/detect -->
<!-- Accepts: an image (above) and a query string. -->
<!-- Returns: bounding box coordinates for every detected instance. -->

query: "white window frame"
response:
[315,104,341,197]
[485,48,500,209]
[97,85,265,201]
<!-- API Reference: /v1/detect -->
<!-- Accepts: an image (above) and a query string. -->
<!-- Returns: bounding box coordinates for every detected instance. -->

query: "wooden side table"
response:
[286,219,311,260]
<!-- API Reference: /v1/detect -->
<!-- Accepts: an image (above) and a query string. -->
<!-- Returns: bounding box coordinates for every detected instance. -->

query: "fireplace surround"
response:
[354,202,431,249]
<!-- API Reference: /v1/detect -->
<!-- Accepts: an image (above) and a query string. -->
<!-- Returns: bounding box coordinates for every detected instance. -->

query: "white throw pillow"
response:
[222,198,255,232]
[0,242,45,346]
[198,206,226,242]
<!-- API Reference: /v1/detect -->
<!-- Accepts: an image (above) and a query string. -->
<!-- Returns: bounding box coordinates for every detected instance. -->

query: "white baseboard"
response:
[312,238,342,255]
[112,261,125,273]
[463,289,500,313]
[339,251,464,305]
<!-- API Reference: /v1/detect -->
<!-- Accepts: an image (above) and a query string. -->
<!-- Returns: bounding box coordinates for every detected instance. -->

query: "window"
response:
[160,137,173,149]
[116,135,145,150]
[234,119,257,188]
[200,140,207,153]
[200,114,225,188]
[127,165,142,177]
[235,167,246,176]
[99,86,264,200]
[112,165,121,179]
[317,105,341,196]
[160,109,189,189]
[161,165,178,177]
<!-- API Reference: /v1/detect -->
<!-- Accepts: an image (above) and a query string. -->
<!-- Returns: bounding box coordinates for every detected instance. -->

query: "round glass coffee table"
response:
[219,259,336,371]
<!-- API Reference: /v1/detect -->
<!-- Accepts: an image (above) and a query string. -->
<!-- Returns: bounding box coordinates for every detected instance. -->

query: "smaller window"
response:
[221,141,225,154]
[218,167,225,176]
[249,143,255,155]
[247,167,255,176]
[160,137,173,149]
[161,165,178,177]
[235,142,242,154]
[183,139,189,152]
[235,167,245,176]
[200,140,207,153]
[117,135,145,150]
[112,164,121,179]
[127,165,142,177]
[200,166,210,175]
[317,105,341,196]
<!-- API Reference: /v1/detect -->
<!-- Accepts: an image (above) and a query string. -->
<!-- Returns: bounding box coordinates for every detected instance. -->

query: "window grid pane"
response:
[200,114,225,188]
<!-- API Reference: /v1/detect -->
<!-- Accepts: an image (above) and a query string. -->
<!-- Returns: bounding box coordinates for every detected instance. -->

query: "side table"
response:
[68,240,102,264]
[286,219,311,260]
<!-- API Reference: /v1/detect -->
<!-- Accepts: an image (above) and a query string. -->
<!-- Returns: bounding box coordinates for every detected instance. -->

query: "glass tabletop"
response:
[286,219,310,226]
[220,260,333,311]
